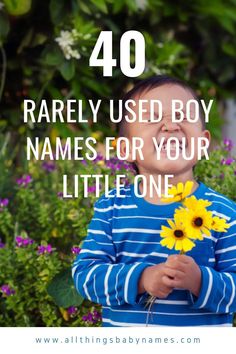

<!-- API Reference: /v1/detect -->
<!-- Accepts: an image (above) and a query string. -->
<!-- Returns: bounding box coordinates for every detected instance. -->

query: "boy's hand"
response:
[162,255,202,296]
[138,263,174,298]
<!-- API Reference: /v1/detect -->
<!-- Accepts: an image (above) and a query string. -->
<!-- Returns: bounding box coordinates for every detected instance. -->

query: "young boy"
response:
[72,75,236,327]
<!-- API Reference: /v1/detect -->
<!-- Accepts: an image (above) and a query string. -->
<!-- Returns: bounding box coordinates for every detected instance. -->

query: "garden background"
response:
[0,0,236,327]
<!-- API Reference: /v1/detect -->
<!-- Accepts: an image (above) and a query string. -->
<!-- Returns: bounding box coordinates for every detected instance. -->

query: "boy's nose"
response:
[161,121,181,132]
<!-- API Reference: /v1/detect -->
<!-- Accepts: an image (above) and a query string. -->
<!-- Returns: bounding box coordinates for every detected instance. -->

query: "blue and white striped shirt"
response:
[72,182,236,326]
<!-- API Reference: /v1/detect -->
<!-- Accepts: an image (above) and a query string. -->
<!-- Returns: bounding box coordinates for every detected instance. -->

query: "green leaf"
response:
[0,12,10,43]
[49,0,66,25]
[31,33,48,47]
[222,42,236,57]
[79,1,92,15]
[43,45,64,66]
[59,60,75,81]
[126,0,138,12]
[112,0,125,13]
[47,268,84,308]
[80,76,110,96]
[3,0,32,16]
[17,28,34,54]
[91,0,108,14]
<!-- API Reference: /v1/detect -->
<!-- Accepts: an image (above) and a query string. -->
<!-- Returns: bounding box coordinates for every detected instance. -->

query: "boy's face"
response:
[122,84,210,177]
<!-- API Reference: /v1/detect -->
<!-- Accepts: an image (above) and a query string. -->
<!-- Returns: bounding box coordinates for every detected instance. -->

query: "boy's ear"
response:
[119,139,133,163]
[203,129,211,145]
[200,129,211,157]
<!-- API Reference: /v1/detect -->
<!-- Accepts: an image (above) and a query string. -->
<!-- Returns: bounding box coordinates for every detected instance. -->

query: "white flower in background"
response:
[55,30,81,60]
[0,2,4,10]
[67,48,81,60]
[56,30,74,48]
[135,0,148,10]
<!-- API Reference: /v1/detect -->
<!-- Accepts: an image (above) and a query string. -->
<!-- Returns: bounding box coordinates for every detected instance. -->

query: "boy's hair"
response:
[118,75,206,138]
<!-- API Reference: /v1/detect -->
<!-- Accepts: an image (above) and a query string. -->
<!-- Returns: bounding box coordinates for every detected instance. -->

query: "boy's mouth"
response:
[160,138,187,153]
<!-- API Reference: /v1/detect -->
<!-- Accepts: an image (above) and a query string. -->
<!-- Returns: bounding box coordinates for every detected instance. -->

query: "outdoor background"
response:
[0,0,236,327]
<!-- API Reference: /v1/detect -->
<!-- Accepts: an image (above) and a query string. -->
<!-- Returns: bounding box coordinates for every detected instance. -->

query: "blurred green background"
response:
[1,0,236,155]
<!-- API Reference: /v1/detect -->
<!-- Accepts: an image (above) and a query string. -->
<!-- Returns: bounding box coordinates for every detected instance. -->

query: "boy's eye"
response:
[147,119,159,124]
[182,115,197,122]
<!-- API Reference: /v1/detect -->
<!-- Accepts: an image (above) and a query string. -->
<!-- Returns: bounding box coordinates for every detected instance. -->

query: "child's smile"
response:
[121,83,211,184]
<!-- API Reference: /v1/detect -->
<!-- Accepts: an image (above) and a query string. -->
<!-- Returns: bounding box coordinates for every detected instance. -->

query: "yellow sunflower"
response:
[211,216,230,232]
[160,219,196,253]
[175,207,213,240]
[161,181,194,203]
[183,195,212,210]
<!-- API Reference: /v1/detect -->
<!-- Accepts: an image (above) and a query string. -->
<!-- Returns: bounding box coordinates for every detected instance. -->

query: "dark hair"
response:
[118,75,205,137]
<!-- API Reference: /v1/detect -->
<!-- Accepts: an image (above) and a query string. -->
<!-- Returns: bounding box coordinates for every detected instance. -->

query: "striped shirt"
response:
[72,182,236,327]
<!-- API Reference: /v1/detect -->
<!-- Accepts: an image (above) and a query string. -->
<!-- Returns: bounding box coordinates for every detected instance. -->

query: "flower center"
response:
[194,217,203,227]
[174,230,184,238]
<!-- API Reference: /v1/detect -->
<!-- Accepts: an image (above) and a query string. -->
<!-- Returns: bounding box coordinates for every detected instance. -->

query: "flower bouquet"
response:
[145,181,229,325]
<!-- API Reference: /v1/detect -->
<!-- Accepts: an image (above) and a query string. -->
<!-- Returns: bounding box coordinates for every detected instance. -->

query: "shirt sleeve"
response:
[72,194,151,306]
[189,213,236,313]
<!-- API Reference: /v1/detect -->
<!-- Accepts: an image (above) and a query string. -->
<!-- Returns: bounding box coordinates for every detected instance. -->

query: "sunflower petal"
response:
[202,227,211,236]
[195,232,204,241]
[211,216,230,232]
[160,238,169,247]
[183,181,194,198]
[182,238,196,252]
[160,237,175,249]
[175,239,183,251]
[160,226,173,238]
[177,182,184,194]
[168,219,176,229]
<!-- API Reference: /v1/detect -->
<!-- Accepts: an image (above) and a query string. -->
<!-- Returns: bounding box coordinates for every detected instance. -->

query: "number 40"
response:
[89,31,145,77]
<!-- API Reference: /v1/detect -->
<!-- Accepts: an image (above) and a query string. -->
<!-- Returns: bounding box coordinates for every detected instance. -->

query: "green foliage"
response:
[1,0,236,148]
[0,241,63,326]
[0,138,135,326]
[3,0,32,16]
[194,141,236,201]
[0,11,9,44]
[47,268,84,308]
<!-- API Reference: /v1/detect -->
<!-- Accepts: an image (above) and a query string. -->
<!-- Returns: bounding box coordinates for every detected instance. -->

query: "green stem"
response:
[0,45,7,103]
[35,71,55,108]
